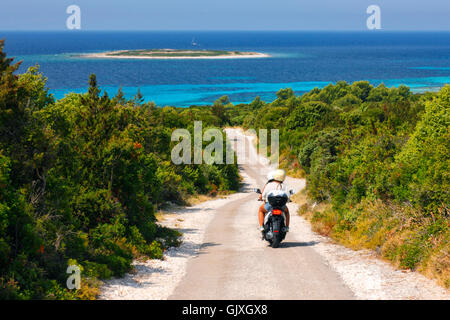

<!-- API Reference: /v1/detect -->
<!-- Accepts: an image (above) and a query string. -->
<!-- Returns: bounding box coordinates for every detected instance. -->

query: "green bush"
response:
[226,80,449,286]
[0,41,239,299]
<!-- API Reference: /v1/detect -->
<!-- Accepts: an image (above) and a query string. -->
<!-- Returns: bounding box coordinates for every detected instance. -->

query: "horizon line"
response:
[2,29,450,33]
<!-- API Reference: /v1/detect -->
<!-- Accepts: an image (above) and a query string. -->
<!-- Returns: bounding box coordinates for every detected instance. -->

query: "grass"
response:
[293,191,450,289]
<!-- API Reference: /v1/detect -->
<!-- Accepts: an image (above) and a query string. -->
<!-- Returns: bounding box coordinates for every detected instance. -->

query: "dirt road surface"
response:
[100,128,449,300]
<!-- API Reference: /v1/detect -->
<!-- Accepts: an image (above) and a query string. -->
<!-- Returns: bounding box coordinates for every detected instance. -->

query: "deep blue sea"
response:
[2,31,450,106]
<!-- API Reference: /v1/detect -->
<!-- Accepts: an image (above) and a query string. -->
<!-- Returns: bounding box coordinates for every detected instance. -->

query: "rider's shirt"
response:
[262,181,287,202]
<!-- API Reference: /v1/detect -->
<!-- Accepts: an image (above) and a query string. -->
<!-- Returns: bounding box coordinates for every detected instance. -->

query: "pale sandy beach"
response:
[78,49,271,60]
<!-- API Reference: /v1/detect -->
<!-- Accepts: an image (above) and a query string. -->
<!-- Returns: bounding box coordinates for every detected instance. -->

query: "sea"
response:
[2,31,450,107]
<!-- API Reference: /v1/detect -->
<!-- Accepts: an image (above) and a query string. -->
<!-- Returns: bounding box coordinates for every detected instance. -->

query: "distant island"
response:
[80,49,270,59]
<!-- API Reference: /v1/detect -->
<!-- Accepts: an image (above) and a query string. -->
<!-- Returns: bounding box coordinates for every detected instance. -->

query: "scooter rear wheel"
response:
[271,235,281,248]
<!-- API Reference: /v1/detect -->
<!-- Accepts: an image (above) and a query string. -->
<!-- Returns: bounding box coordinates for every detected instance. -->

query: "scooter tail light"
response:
[272,209,283,216]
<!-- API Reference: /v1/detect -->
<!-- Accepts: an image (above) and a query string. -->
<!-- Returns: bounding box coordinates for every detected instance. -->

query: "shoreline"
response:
[77,49,271,60]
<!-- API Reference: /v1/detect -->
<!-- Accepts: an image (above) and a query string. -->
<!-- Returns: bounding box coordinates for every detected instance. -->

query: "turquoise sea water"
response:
[2,31,450,106]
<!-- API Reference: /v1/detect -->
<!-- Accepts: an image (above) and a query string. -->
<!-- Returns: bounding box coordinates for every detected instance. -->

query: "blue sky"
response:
[1,0,449,31]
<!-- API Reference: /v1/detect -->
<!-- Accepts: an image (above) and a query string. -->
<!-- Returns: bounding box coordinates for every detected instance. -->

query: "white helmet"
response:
[272,169,286,182]
[266,171,275,181]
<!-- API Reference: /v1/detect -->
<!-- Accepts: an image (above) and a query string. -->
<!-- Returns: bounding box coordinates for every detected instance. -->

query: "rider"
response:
[258,169,290,234]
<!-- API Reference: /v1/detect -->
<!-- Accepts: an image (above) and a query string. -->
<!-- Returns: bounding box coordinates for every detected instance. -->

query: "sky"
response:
[0,0,449,31]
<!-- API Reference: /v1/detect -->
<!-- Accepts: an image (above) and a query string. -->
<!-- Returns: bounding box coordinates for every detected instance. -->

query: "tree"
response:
[394,86,450,212]
[211,96,230,125]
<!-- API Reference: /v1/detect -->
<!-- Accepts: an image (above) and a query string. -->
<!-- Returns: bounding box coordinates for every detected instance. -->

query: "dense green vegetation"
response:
[225,82,449,287]
[1,34,448,299]
[0,41,240,299]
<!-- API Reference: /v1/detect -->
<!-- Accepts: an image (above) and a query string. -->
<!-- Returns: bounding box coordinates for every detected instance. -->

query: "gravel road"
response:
[100,128,449,300]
